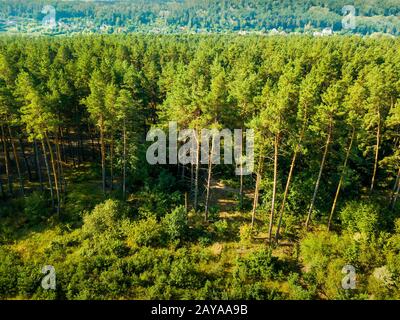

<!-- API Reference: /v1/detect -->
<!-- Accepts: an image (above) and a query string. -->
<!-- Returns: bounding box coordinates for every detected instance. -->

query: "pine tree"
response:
[17,72,59,212]
[364,66,392,192]
[305,81,345,229]
[228,62,260,209]
[84,70,109,194]
[327,80,366,230]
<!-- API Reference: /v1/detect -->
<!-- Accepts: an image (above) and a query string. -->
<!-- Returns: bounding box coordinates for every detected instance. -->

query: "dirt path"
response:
[208,179,254,215]
[209,180,238,214]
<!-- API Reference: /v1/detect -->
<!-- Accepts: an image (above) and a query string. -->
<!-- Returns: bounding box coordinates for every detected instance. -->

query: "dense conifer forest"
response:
[0,34,399,300]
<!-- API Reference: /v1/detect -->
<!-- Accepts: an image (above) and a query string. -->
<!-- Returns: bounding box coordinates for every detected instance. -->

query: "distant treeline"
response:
[0,0,399,35]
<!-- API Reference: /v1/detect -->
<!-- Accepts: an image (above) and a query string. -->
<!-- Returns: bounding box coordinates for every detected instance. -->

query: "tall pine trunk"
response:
[370,112,381,192]
[66,129,75,167]
[275,120,307,241]
[45,132,60,216]
[100,116,106,194]
[78,132,85,163]
[0,177,4,198]
[1,125,12,195]
[89,124,96,162]
[390,168,400,209]
[110,136,114,191]
[305,120,332,229]
[251,171,261,229]
[268,133,279,243]
[181,164,186,181]
[123,118,127,200]
[190,163,194,190]
[251,150,264,229]
[194,136,200,211]
[34,138,43,191]
[56,135,66,197]
[392,174,400,210]
[7,126,24,196]
[41,139,54,209]
[204,137,214,222]
[327,127,355,231]
[18,137,32,181]
[275,143,299,241]
[239,129,244,209]
[59,127,66,165]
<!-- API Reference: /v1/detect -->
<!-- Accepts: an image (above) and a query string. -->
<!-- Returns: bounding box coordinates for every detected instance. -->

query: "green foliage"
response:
[168,250,202,289]
[340,201,379,236]
[208,205,220,221]
[300,231,356,299]
[213,219,229,238]
[287,273,316,300]
[81,199,126,238]
[80,200,130,258]
[124,217,163,248]
[198,236,213,247]
[234,248,279,282]
[239,223,253,244]
[162,206,188,241]
[0,247,20,298]
[280,214,301,241]
[229,280,280,300]
[299,229,400,299]
[23,191,50,224]
[16,263,43,298]
[137,189,181,220]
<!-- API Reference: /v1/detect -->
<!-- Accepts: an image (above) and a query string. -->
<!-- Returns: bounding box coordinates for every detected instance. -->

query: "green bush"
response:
[17,264,44,297]
[234,248,279,282]
[99,267,129,297]
[0,223,13,244]
[147,274,173,299]
[281,214,301,241]
[340,201,379,236]
[299,231,373,299]
[79,200,131,258]
[137,188,181,220]
[367,266,397,299]
[0,247,20,298]
[196,279,224,299]
[239,223,253,244]
[162,206,188,241]
[24,191,50,224]
[300,232,344,271]
[81,199,126,238]
[124,247,158,275]
[213,219,229,238]
[228,278,280,300]
[168,250,202,289]
[287,273,316,300]
[198,235,213,247]
[124,217,163,247]
[208,206,220,221]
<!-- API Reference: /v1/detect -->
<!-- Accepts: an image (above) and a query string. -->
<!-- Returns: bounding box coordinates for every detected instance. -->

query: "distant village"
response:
[0,16,395,37]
